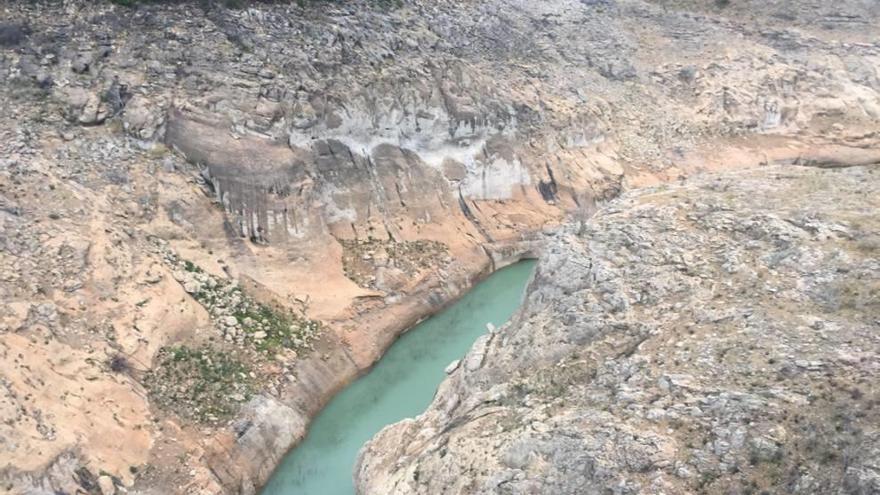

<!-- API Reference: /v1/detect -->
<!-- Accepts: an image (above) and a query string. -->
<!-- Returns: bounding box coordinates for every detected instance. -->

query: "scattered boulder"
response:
[58,87,108,125]
[123,95,165,140]
[71,55,90,74]
[104,76,130,115]
[444,359,461,374]
[97,475,115,495]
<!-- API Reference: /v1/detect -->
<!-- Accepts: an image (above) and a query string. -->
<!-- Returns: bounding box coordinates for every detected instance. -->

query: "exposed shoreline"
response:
[200,140,880,495]
[354,163,880,494]
[202,237,545,494]
[2,0,879,492]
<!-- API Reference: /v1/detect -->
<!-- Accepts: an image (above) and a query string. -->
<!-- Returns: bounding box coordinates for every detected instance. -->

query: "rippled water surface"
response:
[261,260,536,495]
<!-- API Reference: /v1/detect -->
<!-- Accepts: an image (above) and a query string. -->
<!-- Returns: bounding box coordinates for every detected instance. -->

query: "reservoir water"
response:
[261,259,536,495]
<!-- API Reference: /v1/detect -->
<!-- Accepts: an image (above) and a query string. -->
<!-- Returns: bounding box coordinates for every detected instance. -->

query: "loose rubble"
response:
[144,346,255,424]
[160,247,321,352]
[341,238,451,289]
[141,244,322,425]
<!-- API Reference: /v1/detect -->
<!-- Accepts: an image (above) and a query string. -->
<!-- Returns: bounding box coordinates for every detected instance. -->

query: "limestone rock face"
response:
[6,0,880,247]
[1,0,879,493]
[356,164,880,495]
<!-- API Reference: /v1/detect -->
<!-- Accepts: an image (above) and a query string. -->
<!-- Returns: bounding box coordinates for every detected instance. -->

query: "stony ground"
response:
[357,164,880,495]
[341,238,451,289]
[1,0,879,493]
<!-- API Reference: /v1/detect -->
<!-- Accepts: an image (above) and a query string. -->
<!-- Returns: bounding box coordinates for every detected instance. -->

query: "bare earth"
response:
[0,0,878,494]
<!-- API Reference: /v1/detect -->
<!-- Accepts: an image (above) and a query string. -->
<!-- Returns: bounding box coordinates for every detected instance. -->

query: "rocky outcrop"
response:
[356,164,880,494]
[1,0,879,493]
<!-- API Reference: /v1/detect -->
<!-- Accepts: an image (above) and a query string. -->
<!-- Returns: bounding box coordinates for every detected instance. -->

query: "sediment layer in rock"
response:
[1,0,879,493]
[357,164,880,495]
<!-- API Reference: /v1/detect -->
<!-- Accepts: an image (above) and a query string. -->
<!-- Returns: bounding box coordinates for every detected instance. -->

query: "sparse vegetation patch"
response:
[144,345,254,424]
[158,246,322,353]
[140,243,324,424]
[340,238,450,289]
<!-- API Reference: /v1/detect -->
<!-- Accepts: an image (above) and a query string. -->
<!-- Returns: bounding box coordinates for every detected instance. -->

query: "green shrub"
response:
[144,345,254,423]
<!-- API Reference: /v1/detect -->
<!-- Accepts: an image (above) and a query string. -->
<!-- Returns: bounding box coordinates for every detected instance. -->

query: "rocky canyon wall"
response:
[0,0,878,493]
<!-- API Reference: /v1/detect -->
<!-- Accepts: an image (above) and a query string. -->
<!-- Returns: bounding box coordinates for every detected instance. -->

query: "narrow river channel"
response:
[261,260,537,494]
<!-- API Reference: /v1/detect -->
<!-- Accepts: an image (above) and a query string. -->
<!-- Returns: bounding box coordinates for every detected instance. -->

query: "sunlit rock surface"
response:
[357,165,880,495]
[1,0,878,493]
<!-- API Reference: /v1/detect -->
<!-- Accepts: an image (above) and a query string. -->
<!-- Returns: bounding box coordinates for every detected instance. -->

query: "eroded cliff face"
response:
[1,0,878,493]
[357,164,880,495]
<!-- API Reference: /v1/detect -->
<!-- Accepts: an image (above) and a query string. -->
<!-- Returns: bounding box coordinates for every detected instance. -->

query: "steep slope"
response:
[357,164,880,495]
[1,0,879,493]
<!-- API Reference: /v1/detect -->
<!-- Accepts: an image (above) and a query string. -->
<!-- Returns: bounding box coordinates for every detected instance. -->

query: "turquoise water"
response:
[261,260,536,495]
